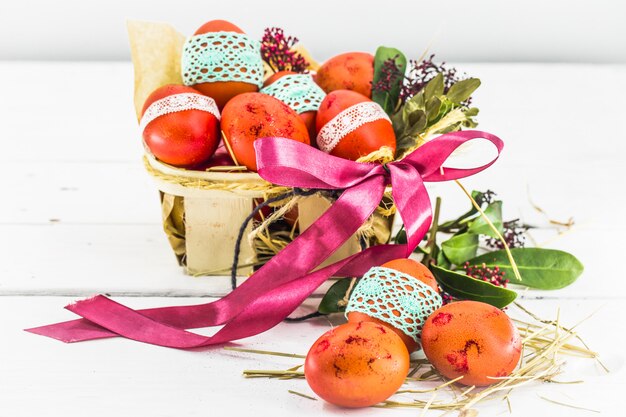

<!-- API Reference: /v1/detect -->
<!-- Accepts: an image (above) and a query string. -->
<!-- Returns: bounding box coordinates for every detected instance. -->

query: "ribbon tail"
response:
[26,177,388,347]
[25,316,115,343]
[48,243,407,349]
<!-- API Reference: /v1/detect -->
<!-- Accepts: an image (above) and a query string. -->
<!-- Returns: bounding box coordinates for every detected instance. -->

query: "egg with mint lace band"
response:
[346,266,443,343]
[260,74,325,114]
[182,32,264,88]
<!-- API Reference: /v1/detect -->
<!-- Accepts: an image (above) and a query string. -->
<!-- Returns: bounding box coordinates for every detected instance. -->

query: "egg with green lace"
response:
[346,259,442,352]
[181,20,264,109]
[261,71,326,140]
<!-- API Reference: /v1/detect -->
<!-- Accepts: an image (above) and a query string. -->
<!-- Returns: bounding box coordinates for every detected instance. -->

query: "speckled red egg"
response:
[220,92,310,171]
[305,321,409,408]
[421,301,522,386]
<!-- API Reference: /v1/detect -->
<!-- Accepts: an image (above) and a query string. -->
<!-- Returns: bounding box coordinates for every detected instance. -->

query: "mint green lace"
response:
[260,74,325,114]
[345,266,442,343]
[182,32,264,88]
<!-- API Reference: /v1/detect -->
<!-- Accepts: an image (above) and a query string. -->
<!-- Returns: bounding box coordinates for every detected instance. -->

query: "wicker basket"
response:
[144,155,383,276]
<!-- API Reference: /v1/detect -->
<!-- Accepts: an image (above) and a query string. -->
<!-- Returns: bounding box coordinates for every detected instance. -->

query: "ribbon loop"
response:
[27,130,504,348]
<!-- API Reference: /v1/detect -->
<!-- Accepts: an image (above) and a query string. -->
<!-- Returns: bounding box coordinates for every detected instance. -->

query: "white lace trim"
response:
[316,101,390,153]
[140,93,220,131]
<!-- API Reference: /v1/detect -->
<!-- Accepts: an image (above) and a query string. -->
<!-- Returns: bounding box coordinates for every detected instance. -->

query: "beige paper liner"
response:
[127,20,186,121]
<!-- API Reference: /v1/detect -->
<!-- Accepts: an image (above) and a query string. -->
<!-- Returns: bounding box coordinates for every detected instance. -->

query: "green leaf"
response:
[394,228,407,244]
[441,233,479,265]
[425,96,442,122]
[468,201,503,238]
[436,249,452,269]
[423,73,444,101]
[405,92,425,113]
[406,112,428,136]
[446,78,481,104]
[372,46,407,115]
[466,248,584,290]
[438,190,489,233]
[431,265,517,308]
[465,107,480,117]
[318,279,352,314]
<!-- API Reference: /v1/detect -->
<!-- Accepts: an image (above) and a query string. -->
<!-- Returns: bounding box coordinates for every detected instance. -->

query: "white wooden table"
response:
[0,62,624,416]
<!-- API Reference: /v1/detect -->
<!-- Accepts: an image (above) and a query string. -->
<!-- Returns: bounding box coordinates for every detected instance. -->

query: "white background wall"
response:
[1,0,624,62]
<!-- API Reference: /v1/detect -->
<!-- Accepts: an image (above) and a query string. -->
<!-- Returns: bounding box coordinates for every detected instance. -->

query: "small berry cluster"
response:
[463,262,509,287]
[485,219,528,249]
[261,27,309,73]
[440,291,454,305]
[371,55,403,94]
[441,262,510,305]
[401,54,467,103]
[476,189,497,206]
[372,54,472,106]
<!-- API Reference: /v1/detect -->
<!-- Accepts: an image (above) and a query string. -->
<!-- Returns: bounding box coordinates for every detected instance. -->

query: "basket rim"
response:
[145,153,265,183]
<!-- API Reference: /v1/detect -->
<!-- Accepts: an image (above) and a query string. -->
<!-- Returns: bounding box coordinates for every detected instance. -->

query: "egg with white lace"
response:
[141,84,220,167]
[315,90,396,161]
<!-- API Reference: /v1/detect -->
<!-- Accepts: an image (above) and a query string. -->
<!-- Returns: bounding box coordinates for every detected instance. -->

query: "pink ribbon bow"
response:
[26,130,503,348]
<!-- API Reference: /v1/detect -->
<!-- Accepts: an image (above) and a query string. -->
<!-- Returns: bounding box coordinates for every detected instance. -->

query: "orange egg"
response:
[220,92,310,172]
[421,301,522,386]
[381,258,439,292]
[305,321,409,408]
[263,70,292,87]
[183,20,261,109]
[347,259,439,353]
[262,70,321,140]
[316,90,396,160]
[141,84,220,167]
[315,52,374,97]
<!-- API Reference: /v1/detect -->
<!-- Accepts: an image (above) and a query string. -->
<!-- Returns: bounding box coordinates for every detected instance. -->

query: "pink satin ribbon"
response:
[26,130,503,348]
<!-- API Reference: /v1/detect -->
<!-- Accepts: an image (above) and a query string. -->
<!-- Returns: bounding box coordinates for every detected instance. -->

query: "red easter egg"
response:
[221,92,310,172]
[315,52,374,97]
[305,321,409,408]
[188,20,259,109]
[263,70,320,141]
[348,259,439,353]
[141,84,220,167]
[316,90,396,160]
[421,301,522,386]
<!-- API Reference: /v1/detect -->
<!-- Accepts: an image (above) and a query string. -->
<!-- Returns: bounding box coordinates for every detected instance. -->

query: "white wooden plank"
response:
[1,297,622,417]
[2,157,621,232]
[0,224,341,297]
[0,220,621,298]
[0,62,142,163]
[0,171,623,297]
[0,161,160,224]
